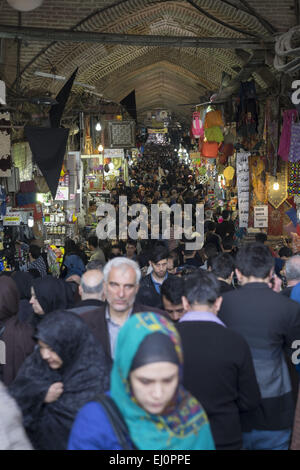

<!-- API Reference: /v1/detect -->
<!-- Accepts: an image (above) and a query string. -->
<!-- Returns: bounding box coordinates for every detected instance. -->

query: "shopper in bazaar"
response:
[2,145,300,451]
[9,311,110,450]
[68,312,215,450]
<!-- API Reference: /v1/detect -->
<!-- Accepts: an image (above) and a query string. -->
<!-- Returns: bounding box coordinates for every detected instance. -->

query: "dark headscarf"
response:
[11,272,33,300]
[10,272,34,324]
[131,332,180,371]
[9,310,111,450]
[32,276,68,314]
[59,279,78,308]
[0,275,34,386]
[0,276,20,324]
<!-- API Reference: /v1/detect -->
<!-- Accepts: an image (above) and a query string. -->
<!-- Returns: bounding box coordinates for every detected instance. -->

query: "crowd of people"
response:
[1,146,300,450]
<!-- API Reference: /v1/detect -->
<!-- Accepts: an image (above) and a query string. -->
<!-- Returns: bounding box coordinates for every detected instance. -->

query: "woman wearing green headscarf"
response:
[68,312,215,450]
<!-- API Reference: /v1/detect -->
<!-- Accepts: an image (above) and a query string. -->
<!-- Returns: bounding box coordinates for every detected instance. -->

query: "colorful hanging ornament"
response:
[288,162,300,195]
[191,112,204,139]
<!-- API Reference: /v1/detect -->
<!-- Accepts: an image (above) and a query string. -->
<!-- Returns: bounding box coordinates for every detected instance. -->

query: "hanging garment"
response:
[191,112,204,139]
[204,110,224,129]
[288,163,300,195]
[278,110,298,161]
[236,81,258,138]
[289,121,300,162]
[201,141,219,158]
[204,126,224,143]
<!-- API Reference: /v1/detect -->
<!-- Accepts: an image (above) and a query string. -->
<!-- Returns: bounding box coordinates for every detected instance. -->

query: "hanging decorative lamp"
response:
[6,0,44,12]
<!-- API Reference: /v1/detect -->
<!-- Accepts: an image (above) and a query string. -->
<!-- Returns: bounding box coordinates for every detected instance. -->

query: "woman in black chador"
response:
[9,310,111,450]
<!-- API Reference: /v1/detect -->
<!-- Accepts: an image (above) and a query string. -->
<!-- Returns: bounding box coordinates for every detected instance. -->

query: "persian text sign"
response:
[236,152,250,228]
[254,205,268,228]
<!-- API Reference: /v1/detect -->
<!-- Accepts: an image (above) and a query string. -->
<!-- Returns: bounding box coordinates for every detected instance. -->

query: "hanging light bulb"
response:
[95,122,102,131]
[273,178,279,191]
[98,144,104,152]
[27,216,34,228]
[6,0,44,11]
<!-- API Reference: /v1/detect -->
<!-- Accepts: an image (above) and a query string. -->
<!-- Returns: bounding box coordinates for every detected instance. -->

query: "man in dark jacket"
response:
[177,270,261,450]
[218,243,300,450]
[68,270,104,315]
[215,210,235,240]
[161,276,187,323]
[207,252,235,294]
[136,245,174,309]
[79,257,165,361]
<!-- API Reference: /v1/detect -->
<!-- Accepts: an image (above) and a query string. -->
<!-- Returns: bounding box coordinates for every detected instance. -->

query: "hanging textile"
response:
[204,110,223,129]
[268,204,285,237]
[268,162,288,208]
[0,112,12,177]
[191,112,204,139]
[288,162,300,195]
[278,109,298,161]
[201,141,219,158]
[264,98,279,174]
[84,116,93,155]
[236,80,258,139]
[12,142,33,182]
[250,156,268,207]
[204,126,224,143]
[236,152,250,228]
[289,121,300,162]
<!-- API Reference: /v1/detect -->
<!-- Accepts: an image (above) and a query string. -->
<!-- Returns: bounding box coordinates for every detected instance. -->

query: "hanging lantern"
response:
[6,0,44,11]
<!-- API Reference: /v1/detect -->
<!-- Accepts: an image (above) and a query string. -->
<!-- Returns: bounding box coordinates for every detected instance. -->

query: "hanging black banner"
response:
[25,127,69,199]
[120,90,137,123]
[49,68,78,128]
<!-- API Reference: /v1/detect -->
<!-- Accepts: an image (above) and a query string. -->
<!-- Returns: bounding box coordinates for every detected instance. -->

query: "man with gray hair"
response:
[68,269,104,315]
[282,255,300,299]
[79,257,166,360]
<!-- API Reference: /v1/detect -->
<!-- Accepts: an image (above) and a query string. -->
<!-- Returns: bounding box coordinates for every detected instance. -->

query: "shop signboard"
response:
[148,128,168,134]
[254,206,268,228]
[81,154,100,159]
[3,212,21,225]
[55,186,69,201]
[104,149,124,158]
[236,152,250,228]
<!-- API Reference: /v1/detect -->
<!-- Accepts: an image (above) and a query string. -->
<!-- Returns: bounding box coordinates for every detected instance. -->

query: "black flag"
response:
[25,127,69,199]
[49,68,78,128]
[120,90,137,123]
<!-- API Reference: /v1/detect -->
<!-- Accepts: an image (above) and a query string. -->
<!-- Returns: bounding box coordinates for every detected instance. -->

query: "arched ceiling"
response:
[0,0,297,124]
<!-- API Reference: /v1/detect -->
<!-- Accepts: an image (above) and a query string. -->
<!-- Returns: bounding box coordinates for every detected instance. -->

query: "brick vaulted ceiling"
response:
[0,0,298,124]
